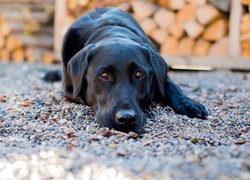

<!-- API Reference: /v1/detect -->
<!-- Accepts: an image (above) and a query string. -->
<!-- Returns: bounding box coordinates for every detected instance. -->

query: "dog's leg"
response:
[164,77,208,119]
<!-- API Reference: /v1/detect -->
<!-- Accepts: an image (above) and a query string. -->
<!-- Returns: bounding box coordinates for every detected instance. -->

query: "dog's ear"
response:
[142,45,168,97]
[67,44,96,101]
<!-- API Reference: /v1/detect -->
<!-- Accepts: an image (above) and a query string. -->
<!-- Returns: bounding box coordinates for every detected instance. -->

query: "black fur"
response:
[62,7,208,133]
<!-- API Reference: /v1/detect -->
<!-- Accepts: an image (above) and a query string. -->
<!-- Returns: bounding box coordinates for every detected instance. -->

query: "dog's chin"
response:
[96,118,146,134]
[113,123,143,134]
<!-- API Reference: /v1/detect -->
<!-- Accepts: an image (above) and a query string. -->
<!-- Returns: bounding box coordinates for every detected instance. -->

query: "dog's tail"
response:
[43,70,62,82]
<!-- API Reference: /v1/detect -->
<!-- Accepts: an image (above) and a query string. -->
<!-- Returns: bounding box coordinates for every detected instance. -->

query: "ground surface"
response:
[0,62,249,180]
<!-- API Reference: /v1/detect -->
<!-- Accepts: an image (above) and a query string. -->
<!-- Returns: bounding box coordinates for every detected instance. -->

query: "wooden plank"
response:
[162,56,250,70]
[54,0,66,60]
[229,0,242,57]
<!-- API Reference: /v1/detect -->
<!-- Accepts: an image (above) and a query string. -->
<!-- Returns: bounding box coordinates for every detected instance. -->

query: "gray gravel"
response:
[0,62,249,180]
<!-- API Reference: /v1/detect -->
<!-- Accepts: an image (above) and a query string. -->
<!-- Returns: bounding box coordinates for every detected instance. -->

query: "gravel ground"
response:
[0,62,249,180]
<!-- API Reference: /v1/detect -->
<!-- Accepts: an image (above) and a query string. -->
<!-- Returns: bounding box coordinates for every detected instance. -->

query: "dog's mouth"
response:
[95,115,146,133]
[113,123,139,133]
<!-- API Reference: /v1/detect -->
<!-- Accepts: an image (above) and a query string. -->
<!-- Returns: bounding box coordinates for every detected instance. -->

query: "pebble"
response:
[0,63,249,179]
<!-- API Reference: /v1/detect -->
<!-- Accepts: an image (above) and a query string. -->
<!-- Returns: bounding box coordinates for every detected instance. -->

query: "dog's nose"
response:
[115,109,136,125]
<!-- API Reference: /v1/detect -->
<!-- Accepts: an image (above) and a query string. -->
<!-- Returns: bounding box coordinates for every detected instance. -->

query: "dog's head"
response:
[66,41,167,133]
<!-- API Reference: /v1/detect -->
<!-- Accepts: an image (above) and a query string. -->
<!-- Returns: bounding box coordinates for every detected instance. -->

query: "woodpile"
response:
[64,0,230,57]
[0,0,56,63]
[240,0,250,57]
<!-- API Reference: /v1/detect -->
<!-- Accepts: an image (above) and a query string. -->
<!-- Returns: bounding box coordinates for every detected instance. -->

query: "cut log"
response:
[183,20,204,39]
[241,41,250,57]
[150,28,168,44]
[169,21,184,39]
[203,18,228,41]
[0,48,10,61]
[23,20,40,34]
[12,48,25,62]
[67,0,77,11]
[177,4,196,22]
[178,37,195,56]
[240,14,250,35]
[0,36,4,48]
[0,10,50,24]
[43,51,54,64]
[0,22,11,37]
[186,0,207,7]
[153,8,175,29]
[0,13,5,24]
[17,35,53,49]
[208,37,229,56]
[78,0,89,7]
[0,2,53,12]
[25,47,52,63]
[25,48,42,63]
[0,0,54,2]
[196,4,220,25]
[9,21,53,35]
[131,1,157,20]
[168,0,185,10]
[193,40,211,55]
[160,36,178,56]
[242,0,250,5]
[116,2,131,12]
[240,33,250,42]
[140,18,157,35]
[157,0,169,7]
[6,35,23,52]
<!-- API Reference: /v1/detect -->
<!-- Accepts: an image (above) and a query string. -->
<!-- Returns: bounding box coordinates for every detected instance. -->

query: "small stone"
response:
[88,134,102,141]
[39,114,46,120]
[128,132,139,139]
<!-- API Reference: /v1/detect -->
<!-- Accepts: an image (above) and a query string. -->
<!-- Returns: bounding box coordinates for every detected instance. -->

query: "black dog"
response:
[62,7,208,133]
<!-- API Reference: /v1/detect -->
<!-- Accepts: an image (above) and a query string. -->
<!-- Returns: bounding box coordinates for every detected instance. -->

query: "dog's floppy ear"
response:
[67,44,96,101]
[142,45,168,97]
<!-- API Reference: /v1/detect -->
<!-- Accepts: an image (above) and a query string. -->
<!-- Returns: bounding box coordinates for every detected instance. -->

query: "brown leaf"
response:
[67,131,76,138]
[19,98,34,107]
[19,103,32,107]
[0,94,7,102]
[234,139,248,145]
[102,128,113,137]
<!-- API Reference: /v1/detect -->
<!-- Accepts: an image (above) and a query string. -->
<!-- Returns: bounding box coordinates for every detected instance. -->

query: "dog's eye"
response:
[99,72,110,80]
[135,71,144,79]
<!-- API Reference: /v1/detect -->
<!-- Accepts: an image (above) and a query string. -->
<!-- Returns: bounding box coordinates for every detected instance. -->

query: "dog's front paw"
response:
[173,97,208,119]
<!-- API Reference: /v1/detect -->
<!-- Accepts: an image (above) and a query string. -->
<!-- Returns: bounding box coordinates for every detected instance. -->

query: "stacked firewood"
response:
[240,0,250,57]
[0,0,55,63]
[65,0,230,56]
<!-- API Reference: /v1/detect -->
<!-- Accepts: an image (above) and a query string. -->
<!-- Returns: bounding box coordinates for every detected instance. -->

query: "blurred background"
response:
[0,0,249,70]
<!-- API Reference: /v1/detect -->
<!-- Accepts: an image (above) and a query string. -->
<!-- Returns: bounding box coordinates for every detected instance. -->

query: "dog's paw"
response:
[174,97,208,119]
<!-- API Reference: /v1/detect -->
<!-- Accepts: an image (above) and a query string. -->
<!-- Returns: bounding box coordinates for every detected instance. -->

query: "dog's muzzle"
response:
[115,109,136,125]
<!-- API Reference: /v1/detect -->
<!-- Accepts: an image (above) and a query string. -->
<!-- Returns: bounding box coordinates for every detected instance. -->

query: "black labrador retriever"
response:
[62,7,208,133]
